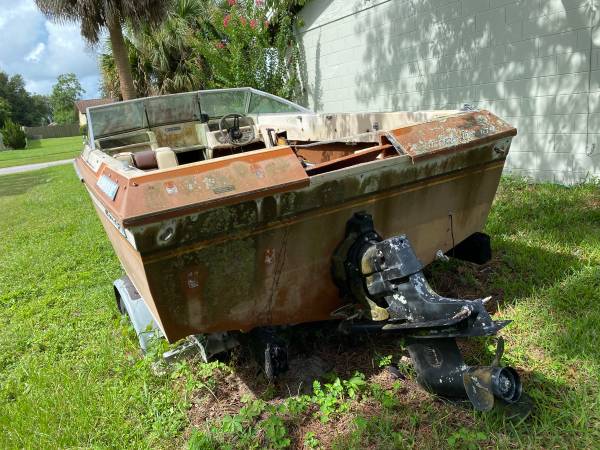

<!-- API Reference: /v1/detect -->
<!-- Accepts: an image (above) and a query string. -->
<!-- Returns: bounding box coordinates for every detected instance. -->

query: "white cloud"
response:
[25,42,46,62]
[0,0,101,96]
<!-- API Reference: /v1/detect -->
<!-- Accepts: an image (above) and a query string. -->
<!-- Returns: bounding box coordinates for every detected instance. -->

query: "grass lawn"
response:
[0,136,82,169]
[0,166,598,449]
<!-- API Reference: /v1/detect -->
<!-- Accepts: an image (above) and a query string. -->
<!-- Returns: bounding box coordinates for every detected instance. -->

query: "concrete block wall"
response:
[298,0,600,184]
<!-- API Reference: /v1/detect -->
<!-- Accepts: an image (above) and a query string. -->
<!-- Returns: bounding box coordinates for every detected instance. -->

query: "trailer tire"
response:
[114,287,128,316]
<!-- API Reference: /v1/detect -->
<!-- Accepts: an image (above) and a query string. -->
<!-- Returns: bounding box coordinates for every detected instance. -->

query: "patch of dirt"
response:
[425,254,513,313]
[583,188,600,209]
[187,326,406,426]
[188,369,255,428]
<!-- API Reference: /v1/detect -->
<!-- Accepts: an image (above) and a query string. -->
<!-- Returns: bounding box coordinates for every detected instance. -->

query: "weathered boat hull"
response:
[85,141,507,342]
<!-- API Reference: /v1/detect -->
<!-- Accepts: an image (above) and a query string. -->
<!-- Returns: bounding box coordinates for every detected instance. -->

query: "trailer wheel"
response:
[114,286,128,316]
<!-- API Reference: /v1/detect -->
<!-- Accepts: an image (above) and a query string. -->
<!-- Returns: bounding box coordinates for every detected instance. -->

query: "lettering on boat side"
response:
[97,175,119,200]
[104,208,126,237]
[165,126,182,133]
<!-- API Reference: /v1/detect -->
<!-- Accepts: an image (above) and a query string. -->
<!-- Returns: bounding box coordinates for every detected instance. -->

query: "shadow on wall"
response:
[297,35,323,111]
[296,0,339,111]
[298,0,600,182]
[353,1,596,110]
[312,38,324,112]
[352,0,599,182]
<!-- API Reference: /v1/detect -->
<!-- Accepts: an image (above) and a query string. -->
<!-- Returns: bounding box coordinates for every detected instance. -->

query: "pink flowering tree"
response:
[193,0,306,100]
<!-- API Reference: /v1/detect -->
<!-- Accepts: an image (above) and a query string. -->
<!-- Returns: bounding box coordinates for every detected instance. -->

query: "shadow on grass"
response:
[428,239,583,304]
[489,180,600,247]
[429,237,600,362]
[0,171,52,197]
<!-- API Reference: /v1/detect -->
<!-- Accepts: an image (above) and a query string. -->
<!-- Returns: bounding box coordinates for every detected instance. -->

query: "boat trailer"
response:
[114,212,522,411]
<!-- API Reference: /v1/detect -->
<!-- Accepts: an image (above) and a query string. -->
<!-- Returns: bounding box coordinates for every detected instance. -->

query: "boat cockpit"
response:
[85,88,451,176]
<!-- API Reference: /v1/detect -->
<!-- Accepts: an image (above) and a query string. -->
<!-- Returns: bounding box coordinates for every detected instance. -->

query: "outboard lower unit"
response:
[332,212,522,411]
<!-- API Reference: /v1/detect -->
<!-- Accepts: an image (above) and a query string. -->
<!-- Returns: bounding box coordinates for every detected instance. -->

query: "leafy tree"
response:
[35,0,171,100]
[50,73,84,124]
[30,94,53,126]
[135,0,207,94]
[0,71,51,126]
[0,97,11,128]
[193,0,304,100]
[1,119,27,149]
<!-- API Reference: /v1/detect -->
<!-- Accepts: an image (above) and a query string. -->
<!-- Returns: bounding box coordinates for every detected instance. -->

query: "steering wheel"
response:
[219,113,255,146]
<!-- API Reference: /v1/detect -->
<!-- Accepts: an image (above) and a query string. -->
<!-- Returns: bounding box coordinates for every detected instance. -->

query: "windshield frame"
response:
[87,87,312,147]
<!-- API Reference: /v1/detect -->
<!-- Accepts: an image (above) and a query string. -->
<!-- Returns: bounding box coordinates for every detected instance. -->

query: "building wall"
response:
[298,0,600,184]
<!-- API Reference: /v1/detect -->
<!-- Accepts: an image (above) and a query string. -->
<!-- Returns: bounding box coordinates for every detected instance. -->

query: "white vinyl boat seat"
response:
[154,147,178,169]
[121,147,179,171]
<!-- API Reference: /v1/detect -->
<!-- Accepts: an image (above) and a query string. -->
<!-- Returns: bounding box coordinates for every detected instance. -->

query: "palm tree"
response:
[34,0,171,100]
[99,0,208,98]
[99,34,155,99]
[135,0,207,94]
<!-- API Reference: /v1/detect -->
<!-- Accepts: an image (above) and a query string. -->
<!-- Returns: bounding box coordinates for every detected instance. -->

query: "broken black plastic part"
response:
[332,212,523,410]
[447,232,492,265]
[264,342,288,381]
[333,213,508,339]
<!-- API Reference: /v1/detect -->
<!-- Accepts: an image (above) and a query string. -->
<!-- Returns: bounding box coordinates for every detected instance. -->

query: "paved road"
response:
[0,158,74,176]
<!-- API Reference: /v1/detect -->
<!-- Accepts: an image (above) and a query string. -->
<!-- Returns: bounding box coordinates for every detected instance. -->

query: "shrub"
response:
[1,119,26,149]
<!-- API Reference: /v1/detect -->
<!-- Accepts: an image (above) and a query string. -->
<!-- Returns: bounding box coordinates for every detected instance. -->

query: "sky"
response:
[0,0,101,98]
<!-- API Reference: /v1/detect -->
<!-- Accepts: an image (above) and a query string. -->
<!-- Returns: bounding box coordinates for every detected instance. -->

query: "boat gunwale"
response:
[76,134,513,231]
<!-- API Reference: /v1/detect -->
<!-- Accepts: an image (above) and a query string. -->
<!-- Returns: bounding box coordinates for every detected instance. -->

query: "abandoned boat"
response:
[75,88,522,410]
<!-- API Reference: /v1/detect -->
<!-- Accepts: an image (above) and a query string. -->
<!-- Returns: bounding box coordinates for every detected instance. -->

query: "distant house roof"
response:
[74,98,115,113]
